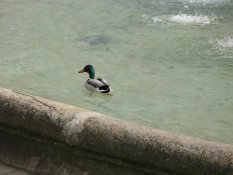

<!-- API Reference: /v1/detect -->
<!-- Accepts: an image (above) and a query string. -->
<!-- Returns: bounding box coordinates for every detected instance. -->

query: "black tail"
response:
[99,85,110,93]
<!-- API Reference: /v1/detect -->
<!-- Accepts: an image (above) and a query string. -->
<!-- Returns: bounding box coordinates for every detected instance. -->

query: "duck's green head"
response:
[79,65,95,79]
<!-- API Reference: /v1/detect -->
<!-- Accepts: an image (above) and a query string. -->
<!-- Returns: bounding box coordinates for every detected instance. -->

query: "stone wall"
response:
[0,87,232,175]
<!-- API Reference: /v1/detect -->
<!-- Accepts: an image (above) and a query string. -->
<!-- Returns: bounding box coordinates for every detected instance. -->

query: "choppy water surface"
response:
[0,0,233,144]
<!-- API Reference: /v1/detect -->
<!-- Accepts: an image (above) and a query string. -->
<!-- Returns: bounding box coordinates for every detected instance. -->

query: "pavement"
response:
[0,163,31,175]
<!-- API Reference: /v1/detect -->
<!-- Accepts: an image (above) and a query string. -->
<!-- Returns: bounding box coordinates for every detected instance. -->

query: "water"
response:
[0,0,233,144]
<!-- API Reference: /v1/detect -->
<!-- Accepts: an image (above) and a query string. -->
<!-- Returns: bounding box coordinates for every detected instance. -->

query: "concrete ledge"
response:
[0,86,233,175]
[0,163,31,175]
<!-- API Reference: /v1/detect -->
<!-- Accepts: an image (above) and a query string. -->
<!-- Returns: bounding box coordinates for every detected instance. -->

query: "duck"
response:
[78,65,112,94]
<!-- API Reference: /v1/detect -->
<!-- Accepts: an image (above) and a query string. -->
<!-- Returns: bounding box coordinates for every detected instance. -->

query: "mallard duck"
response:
[78,65,112,94]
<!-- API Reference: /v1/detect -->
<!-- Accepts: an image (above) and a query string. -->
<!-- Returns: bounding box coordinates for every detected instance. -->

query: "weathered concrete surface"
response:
[0,163,31,175]
[0,86,233,175]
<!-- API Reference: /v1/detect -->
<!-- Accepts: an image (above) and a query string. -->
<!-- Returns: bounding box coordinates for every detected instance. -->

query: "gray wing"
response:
[87,79,105,88]
[97,78,109,85]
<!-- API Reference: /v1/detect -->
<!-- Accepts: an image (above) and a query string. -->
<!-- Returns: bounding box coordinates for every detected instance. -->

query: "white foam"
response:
[152,13,216,25]
[213,37,233,48]
[169,14,211,24]
[178,0,230,4]
[152,16,164,23]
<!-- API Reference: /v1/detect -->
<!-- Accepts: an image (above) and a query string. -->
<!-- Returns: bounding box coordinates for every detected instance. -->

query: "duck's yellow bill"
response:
[78,69,84,73]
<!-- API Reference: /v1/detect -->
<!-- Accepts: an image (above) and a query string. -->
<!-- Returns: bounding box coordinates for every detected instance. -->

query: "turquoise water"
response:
[0,0,233,144]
